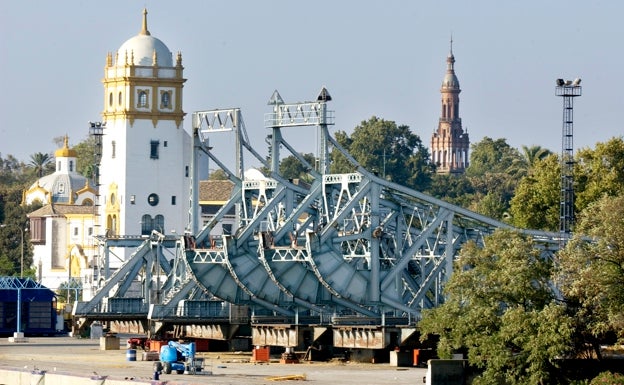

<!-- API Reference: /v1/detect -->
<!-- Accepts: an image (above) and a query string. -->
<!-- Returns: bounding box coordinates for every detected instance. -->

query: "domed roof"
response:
[55,136,77,158]
[441,53,460,89]
[117,9,173,67]
[24,135,95,205]
[32,173,91,204]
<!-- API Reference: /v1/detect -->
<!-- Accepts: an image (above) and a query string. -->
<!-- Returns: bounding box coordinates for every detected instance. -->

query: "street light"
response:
[0,224,25,278]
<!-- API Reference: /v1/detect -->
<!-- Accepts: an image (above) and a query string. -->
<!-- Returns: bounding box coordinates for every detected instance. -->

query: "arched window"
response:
[141,214,165,235]
[107,214,117,236]
[161,91,171,109]
[138,90,148,108]
[141,214,152,235]
[154,215,165,233]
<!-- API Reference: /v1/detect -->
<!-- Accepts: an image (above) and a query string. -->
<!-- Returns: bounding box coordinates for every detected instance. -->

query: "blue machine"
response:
[156,341,203,375]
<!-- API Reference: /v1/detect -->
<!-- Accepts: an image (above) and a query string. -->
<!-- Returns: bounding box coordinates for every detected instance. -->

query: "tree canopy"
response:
[419,229,573,385]
[557,194,624,351]
[509,154,560,231]
[330,116,434,189]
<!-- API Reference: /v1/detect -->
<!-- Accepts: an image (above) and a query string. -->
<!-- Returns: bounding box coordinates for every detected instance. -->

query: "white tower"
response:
[99,9,190,244]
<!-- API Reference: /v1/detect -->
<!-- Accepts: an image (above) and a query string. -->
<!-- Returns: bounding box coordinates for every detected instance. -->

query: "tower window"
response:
[150,140,159,159]
[154,215,164,232]
[109,92,113,107]
[141,214,152,235]
[111,141,116,159]
[160,91,171,109]
[148,193,159,206]
[69,160,74,172]
[138,90,149,108]
[171,196,176,205]
[141,214,165,235]
[118,91,123,106]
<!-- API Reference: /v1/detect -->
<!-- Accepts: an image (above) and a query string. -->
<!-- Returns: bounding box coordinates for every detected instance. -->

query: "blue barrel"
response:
[126,348,137,361]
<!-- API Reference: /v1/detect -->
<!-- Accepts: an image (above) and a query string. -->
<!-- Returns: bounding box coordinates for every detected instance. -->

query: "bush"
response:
[590,371,624,385]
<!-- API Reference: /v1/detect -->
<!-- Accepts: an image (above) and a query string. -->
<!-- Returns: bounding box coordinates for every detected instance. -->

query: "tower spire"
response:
[431,41,469,174]
[450,34,453,56]
[140,8,151,36]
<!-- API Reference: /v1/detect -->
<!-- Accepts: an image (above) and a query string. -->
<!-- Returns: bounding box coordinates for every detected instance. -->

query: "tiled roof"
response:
[28,204,96,217]
[199,180,234,202]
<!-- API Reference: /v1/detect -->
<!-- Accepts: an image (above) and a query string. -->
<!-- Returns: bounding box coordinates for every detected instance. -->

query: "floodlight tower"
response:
[555,78,581,244]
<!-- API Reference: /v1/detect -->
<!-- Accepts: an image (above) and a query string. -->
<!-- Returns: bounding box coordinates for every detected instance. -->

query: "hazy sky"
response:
[1,1,621,169]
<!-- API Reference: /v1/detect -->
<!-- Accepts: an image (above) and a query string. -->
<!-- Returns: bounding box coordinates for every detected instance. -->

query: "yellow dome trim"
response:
[55,135,77,158]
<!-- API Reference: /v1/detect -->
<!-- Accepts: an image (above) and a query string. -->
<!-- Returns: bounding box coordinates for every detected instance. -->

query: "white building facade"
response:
[98,9,191,246]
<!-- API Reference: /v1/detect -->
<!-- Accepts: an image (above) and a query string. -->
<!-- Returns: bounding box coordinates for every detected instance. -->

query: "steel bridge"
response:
[74,88,561,350]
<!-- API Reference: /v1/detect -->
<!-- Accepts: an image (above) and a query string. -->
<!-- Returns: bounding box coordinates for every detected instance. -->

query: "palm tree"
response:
[507,145,553,178]
[28,152,52,178]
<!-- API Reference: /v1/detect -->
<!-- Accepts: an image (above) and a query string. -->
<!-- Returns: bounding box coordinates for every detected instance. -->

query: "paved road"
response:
[0,337,427,385]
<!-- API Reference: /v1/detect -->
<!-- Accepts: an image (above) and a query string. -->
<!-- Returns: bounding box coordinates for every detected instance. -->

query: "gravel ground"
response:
[0,336,427,385]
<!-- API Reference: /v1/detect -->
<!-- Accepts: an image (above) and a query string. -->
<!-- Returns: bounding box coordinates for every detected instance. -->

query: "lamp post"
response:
[0,224,24,278]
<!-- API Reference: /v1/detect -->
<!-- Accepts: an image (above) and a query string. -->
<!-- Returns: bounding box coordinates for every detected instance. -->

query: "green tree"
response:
[0,185,35,277]
[426,174,475,208]
[0,154,29,188]
[279,153,316,183]
[329,130,354,174]
[509,154,560,231]
[575,137,624,211]
[28,152,53,178]
[72,135,97,178]
[461,138,522,220]
[557,194,624,354]
[330,116,434,189]
[419,229,573,385]
[507,145,553,178]
[466,137,521,177]
[208,169,229,180]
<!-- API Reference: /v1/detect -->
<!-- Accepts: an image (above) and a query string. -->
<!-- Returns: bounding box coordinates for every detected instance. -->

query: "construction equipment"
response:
[154,341,204,375]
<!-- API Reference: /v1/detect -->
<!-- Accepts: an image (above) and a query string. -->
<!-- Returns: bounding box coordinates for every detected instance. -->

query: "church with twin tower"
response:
[99,9,191,241]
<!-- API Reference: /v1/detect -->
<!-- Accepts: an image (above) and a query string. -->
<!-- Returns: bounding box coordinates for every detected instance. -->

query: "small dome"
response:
[55,136,77,158]
[28,173,92,204]
[118,34,173,67]
[116,9,173,67]
[442,73,460,88]
[441,53,460,89]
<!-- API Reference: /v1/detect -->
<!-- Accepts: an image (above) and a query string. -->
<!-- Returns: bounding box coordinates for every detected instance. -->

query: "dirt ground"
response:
[0,336,428,385]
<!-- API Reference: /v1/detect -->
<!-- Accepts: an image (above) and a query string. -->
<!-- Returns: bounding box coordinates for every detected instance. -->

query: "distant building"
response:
[199,180,236,239]
[430,41,470,174]
[24,9,193,290]
[25,137,98,290]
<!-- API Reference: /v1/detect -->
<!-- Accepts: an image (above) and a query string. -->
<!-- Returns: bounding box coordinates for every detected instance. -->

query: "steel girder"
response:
[181,100,562,321]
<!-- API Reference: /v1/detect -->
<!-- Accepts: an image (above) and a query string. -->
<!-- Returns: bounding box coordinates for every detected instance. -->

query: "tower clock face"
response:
[148,193,159,206]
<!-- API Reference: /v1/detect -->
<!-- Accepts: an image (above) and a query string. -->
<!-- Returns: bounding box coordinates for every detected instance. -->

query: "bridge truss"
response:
[76,88,562,349]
